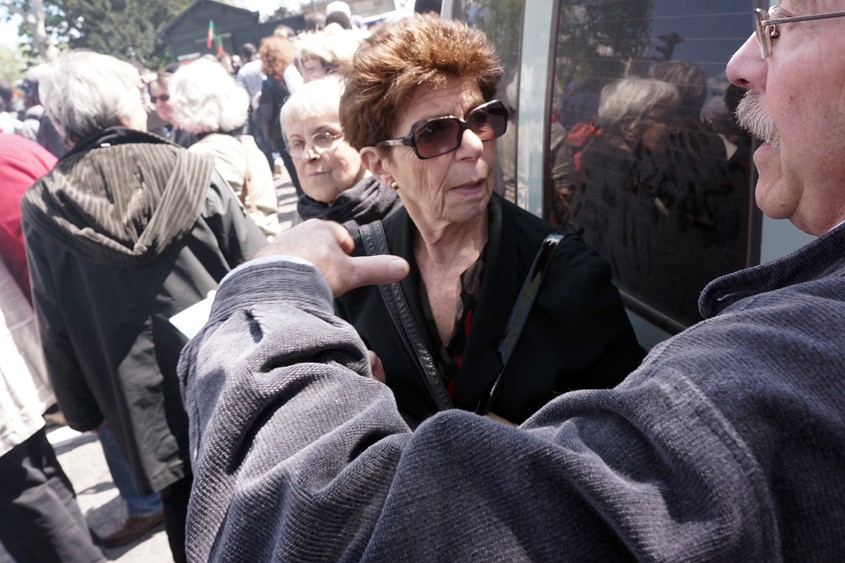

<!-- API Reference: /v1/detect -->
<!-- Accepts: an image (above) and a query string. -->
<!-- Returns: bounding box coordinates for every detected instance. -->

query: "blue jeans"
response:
[97,425,162,517]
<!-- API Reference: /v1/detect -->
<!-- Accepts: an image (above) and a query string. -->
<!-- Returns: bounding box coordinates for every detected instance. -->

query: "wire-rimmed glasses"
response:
[286,130,344,159]
[755,6,845,59]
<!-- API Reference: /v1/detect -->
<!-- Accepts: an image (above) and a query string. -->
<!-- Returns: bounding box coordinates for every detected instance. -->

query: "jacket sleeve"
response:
[180,260,780,562]
[22,219,102,432]
[202,172,268,269]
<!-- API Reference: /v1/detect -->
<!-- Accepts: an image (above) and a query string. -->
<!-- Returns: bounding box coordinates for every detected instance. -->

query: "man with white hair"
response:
[21,51,266,563]
[179,3,845,561]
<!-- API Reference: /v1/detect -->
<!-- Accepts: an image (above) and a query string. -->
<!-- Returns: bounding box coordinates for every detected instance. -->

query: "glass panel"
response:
[551,0,754,328]
[454,0,523,203]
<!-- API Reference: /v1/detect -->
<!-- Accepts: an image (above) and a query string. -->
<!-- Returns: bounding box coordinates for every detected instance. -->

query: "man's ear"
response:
[359,147,393,186]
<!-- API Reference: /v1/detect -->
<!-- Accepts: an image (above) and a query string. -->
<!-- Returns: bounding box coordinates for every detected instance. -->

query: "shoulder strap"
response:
[359,221,454,412]
[476,233,565,416]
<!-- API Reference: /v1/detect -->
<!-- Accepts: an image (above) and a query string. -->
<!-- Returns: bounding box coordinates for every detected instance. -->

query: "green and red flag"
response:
[217,35,223,55]
[207,20,214,49]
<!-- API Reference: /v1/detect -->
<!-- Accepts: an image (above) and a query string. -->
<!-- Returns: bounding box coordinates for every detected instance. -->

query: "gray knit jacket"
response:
[179,223,845,562]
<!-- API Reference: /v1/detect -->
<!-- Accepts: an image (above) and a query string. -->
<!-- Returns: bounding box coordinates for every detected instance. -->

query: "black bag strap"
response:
[359,221,454,411]
[476,233,565,416]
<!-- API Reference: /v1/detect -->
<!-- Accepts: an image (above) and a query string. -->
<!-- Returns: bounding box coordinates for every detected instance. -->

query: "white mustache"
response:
[735,90,781,149]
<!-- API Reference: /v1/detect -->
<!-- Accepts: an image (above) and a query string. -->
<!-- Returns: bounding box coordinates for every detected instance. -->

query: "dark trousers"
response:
[160,468,193,563]
[0,428,105,563]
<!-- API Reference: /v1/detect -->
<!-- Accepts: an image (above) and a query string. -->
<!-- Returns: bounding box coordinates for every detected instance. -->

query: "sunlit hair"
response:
[169,59,248,134]
[280,76,345,141]
[296,23,364,76]
[40,51,142,144]
[596,78,680,132]
[339,14,503,151]
[259,36,294,81]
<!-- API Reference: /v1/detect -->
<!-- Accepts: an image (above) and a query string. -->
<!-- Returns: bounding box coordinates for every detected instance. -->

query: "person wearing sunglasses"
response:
[149,69,198,149]
[178,8,845,561]
[333,15,643,428]
[280,76,402,231]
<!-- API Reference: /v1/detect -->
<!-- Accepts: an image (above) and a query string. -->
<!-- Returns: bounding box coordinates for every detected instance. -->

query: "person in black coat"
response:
[257,35,302,196]
[21,52,267,563]
[336,16,643,427]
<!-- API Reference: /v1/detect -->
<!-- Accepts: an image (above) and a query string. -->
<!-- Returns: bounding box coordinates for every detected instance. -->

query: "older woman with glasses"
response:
[335,15,643,428]
[281,76,401,230]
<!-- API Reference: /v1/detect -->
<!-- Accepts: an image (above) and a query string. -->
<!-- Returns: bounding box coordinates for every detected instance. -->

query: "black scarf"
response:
[296,176,400,231]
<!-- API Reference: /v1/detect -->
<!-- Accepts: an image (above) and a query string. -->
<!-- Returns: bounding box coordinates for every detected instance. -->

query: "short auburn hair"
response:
[340,14,503,151]
[259,36,294,80]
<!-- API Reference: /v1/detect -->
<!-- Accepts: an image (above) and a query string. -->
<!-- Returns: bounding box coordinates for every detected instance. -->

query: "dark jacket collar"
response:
[700,221,845,318]
[64,126,175,160]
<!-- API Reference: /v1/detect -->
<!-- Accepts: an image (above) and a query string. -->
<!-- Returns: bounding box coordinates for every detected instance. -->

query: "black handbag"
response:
[359,220,564,417]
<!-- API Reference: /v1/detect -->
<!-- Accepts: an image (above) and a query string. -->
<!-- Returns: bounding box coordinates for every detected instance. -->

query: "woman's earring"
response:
[390,181,399,191]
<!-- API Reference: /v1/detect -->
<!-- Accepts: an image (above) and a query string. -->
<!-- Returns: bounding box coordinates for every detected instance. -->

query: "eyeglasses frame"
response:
[285,130,344,159]
[755,7,845,59]
[376,99,509,160]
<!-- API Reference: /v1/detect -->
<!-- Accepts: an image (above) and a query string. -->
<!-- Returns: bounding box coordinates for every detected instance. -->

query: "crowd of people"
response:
[2,1,845,562]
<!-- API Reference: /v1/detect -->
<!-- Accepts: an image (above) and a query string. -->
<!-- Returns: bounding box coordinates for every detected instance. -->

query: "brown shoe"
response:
[100,512,165,547]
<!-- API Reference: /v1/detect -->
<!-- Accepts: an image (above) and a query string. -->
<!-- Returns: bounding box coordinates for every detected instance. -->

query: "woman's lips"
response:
[451,178,485,194]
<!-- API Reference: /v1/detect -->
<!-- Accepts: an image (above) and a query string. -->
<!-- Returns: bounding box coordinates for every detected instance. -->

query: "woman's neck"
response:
[412,210,488,267]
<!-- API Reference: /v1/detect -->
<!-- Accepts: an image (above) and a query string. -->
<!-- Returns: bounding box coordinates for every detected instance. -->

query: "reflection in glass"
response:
[552,1,753,328]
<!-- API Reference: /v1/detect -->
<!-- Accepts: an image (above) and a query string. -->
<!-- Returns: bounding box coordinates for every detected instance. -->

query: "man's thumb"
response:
[338,255,409,296]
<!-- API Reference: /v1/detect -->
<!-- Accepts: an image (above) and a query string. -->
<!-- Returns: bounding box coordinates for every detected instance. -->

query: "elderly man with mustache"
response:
[179,6,845,561]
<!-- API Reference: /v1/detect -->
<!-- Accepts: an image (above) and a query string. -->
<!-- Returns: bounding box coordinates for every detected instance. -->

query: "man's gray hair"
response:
[280,76,344,141]
[596,78,680,132]
[40,51,142,144]
[169,59,248,134]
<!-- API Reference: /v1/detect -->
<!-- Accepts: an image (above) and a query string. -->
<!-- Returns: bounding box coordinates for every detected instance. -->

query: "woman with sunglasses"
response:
[281,76,402,230]
[148,69,198,149]
[336,15,643,428]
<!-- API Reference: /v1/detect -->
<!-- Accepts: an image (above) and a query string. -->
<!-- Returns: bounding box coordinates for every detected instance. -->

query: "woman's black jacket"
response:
[336,193,644,426]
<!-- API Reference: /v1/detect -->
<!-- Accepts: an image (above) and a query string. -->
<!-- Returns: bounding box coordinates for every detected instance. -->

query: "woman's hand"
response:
[252,220,409,297]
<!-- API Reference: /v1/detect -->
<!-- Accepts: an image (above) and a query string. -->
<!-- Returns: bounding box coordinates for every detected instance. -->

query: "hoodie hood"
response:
[21,127,213,267]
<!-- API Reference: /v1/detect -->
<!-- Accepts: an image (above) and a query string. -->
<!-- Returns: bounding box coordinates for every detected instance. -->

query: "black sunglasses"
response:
[377,100,508,160]
[150,94,170,103]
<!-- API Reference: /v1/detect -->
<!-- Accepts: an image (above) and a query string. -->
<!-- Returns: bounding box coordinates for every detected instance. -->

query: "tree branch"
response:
[0,0,27,19]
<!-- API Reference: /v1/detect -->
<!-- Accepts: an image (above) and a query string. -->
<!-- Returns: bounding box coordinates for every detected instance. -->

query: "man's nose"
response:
[727,34,767,90]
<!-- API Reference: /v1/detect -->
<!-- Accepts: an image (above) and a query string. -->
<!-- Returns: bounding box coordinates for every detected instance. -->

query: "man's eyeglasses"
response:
[150,94,170,103]
[286,130,344,159]
[755,6,845,59]
[377,100,508,160]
